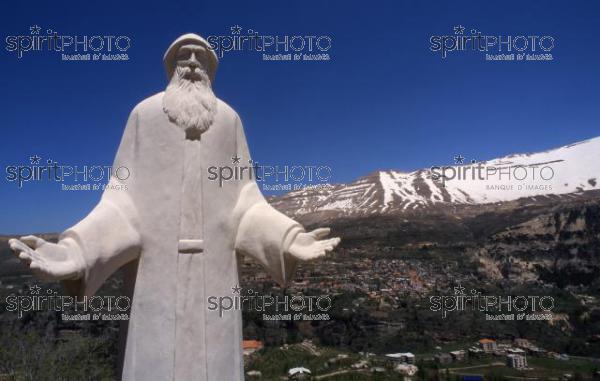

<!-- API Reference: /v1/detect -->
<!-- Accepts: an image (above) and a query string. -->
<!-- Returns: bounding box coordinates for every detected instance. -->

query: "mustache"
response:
[176,65,208,81]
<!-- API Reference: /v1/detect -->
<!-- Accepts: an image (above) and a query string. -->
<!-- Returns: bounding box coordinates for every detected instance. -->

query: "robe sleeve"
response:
[232,115,304,286]
[61,109,142,297]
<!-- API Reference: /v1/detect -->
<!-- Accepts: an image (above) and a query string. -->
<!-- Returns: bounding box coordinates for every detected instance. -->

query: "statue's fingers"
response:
[9,240,31,265]
[309,228,330,239]
[317,241,333,251]
[320,237,340,249]
[9,240,39,261]
[20,251,47,268]
[20,235,45,249]
[18,251,33,263]
[9,239,30,253]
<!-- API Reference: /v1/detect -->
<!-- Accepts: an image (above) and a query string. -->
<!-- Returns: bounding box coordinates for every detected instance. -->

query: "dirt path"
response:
[315,369,354,379]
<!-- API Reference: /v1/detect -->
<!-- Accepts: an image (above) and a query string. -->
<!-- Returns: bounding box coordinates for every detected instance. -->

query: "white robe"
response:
[60,92,302,380]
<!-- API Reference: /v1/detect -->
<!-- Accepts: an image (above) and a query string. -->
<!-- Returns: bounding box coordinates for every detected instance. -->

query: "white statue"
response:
[9,33,340,381]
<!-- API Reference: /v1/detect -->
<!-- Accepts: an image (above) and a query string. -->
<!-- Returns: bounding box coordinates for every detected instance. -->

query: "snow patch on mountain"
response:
[270,137,600,217]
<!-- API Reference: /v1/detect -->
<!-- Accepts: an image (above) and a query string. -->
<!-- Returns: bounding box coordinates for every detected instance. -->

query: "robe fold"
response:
[60,92,302,381]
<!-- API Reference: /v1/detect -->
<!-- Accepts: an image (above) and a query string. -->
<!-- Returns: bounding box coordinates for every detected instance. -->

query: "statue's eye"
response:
[177,49,190,60]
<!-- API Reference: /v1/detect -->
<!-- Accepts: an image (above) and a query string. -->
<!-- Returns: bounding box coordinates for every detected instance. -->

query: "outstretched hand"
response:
[9,235,83,281]
[288,228,340,261]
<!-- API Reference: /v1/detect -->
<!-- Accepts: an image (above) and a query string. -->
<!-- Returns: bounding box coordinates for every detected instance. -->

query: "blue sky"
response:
[1,0,599,234]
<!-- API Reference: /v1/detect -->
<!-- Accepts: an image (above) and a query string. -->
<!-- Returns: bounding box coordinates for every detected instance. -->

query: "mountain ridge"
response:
[270,136,600,219]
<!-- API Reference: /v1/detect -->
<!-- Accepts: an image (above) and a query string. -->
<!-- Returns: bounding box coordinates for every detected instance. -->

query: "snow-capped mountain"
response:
[270,137,600,218]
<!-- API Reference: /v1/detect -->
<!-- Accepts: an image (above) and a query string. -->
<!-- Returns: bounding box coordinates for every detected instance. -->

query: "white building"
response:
[507,354,528,369]
[385,352,415,364]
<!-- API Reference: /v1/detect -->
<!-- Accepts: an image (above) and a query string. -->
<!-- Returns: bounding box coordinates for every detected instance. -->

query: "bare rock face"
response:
[481,204,600,286]
[471,247,504,281]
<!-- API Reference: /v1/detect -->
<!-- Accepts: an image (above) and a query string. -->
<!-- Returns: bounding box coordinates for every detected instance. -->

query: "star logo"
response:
[453,154,465,164]
[453,285,466,295]
[230,25,242,35]
[30,155,41,164]
[29,285,41,295]
[30,25,41,35]
[454,25,465,35]
[231,155,241,164]
[231,284,242,294]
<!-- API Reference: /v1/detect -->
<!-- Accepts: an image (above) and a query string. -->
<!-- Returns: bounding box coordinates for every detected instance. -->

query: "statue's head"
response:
[163,33,218,85]
[162,34,219,139]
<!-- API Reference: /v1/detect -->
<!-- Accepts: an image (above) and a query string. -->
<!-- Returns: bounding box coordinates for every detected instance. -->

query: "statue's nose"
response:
[188,53,201,69]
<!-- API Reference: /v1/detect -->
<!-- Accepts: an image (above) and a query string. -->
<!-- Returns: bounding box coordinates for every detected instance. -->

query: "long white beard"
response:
[163,66,217,140]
